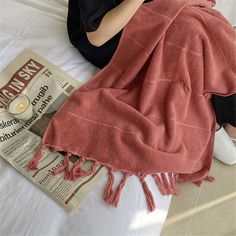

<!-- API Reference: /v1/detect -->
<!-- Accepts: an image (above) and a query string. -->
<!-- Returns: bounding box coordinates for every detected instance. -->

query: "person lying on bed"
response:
[67,0,236,165]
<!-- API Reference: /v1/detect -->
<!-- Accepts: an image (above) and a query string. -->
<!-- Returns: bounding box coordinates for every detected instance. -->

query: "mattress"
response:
[0,0,235,235]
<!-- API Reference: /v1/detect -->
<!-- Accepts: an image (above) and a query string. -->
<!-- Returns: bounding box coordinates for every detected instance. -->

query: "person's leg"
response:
[224,124,236,140]
[212,93,236,138]
[215,122,221,131]
[214,124,236,164]
[212,94,236,165]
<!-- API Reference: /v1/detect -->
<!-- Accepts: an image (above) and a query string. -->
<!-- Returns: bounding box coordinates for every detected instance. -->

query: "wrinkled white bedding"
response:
[0,0,235,235]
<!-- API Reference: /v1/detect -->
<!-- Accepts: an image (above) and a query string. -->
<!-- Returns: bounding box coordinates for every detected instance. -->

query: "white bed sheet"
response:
[0,0,235,236]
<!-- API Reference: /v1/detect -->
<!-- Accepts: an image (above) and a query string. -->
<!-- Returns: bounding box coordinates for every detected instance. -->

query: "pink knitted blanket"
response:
[28,0,236,211]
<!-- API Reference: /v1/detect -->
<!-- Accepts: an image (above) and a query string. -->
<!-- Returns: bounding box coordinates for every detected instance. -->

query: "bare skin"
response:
[225,124,236,139]
[215,123,221,131]
[86,0,145,46]
[85,0,236,138]
[215,122,236,140]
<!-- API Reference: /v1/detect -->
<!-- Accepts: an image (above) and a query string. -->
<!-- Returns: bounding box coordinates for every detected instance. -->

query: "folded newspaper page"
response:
[0,49,107,212]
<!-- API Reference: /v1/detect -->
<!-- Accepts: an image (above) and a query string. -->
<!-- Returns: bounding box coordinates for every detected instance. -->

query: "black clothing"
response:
[212,94,236,127]
[67,0,236,127]
[67,0,152,68]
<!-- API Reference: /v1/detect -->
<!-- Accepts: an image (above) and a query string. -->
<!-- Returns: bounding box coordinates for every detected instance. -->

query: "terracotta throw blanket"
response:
[28,0,236,211]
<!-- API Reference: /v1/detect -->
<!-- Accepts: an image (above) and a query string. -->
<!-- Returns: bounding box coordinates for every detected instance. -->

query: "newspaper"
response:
[0,49,106,212]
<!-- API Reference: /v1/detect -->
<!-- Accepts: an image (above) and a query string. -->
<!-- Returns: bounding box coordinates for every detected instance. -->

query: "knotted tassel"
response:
[161,173,172,195]
[193,180,203,186]
[193,175,215,186]
[204,175,215,182]
[140,175,155,212]
[71,162,97,180]
[51,164,66,175]
[69,160,97,180]
[107,173,129,207]
[28,143,44,170]
[52,152,71,179]
[104,169,115,202]
[70,157,83,172]
[152,174,167,195]
[168,173,180,196]
[86,162,97,175]
[68,158,83,180]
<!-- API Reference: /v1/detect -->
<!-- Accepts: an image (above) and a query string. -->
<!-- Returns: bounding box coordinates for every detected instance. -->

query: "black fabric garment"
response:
[212,94,236,127]
[67,0,152,68]
[67,0,236,128]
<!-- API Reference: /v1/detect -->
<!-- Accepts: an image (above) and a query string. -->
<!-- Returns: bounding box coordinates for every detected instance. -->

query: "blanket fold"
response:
[28,0,236,211]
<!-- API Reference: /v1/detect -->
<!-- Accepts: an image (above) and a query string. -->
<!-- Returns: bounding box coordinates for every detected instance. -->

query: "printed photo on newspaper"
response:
[0,49,107,212]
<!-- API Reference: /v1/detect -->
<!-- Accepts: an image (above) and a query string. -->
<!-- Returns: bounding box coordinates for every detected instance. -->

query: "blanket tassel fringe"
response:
[28,145,97,180]
[28,143,44,170]
[103,170,181,212]
[103,170,130,207]
[152,173,180,196]
[51,153,97,180]
[140,175,156,212]
[193,175,215,186]
[28,145,215,212]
